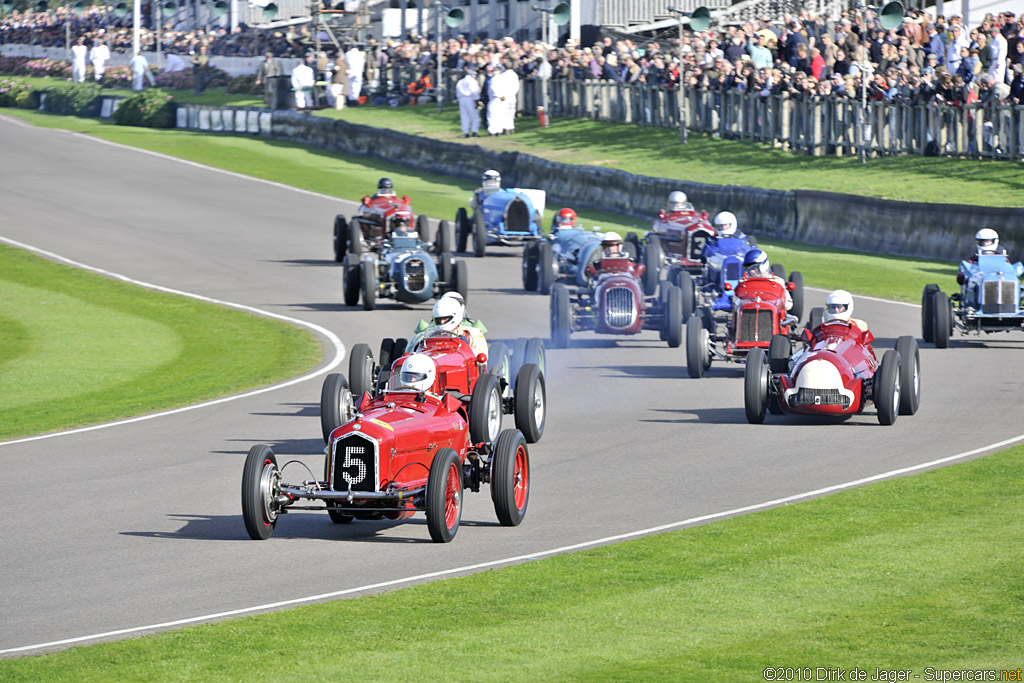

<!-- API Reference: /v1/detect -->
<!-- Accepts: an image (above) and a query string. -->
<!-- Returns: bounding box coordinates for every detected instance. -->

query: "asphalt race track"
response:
[2,116,1023,655]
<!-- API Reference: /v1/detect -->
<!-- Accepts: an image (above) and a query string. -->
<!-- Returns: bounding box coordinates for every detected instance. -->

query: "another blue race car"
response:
[456,187,546,257]
[924,253,1024,347]
[342,230,467,311]
[521,225,605,294]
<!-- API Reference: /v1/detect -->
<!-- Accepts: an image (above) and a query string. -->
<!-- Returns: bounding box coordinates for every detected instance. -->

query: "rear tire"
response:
[922,284,939,344]
[896,335,920,415]
[425,448,462,543]
[453,260,469,301]
[491,429,529,527]
[744,350,769,424]
[537,241,554,294]
[768,334,790,375]
[643,235,662,296]
[685,315,706,378]
[473,211,487,258]
[808,306,824,332]
[665,285,683,348]
[469,372,503,444]
[360,260,377,311]
[788,271,804,323]
[513,363,545,443]
[333,215,348,262]
[437,219,455,255]
[416,214,434,245]
[439,251,454,286]
[678,270,695,320]
[932,290,951,349]
[348,343,374,401]
[875,349,901,425]
[320,373,352,443]
[524,337,546,378]
[456,208,470,253]
[771,263,785,279]
[348,221,363,255]
[343,253,361,307]
[550,283,572,349]
[242,445,279,540]
[522,242,538,291]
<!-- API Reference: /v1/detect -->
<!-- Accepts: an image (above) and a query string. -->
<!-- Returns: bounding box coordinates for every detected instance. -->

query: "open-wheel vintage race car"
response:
[521,225,603,295]
[333,196,457,260]
[743,316,921,426]
[549,255,682,348]
[455,187,545,258]
[341,230,467,310]
[685,272,805,378]
[625,204,715,277]
[922,253,1024,348]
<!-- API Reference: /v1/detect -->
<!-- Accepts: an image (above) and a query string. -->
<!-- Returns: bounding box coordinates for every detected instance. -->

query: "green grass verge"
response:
[3,442,1021,679]
[0,243,320,441]
[0,109,959,302]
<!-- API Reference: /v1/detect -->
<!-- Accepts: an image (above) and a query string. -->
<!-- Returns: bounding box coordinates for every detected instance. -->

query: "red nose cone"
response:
[724,282,733,291]
[476,353,487,365]
[787,281,796,291]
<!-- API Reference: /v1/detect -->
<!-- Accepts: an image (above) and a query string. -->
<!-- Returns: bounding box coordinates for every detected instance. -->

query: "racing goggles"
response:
[826,303,849,314]
[977,238,996,247]
[433,315,455,326]
[400,369,430,384]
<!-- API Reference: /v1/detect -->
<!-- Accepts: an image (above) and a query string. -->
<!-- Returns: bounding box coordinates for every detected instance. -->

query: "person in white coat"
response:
[291,56,315,109]
[501,65,520,134]
[487,66,507,135]
[989,27,1007,85]
[130,52,156,91]
[456,69,480,137]
[70,38,88,82]
[89,38,110,82]
[345,44,365,102]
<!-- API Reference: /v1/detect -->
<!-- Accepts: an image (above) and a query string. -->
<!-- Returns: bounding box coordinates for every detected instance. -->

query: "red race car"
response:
[685,274,802,378]
[333,195,455,260]
[243,334,545,543]
[625,206,716,277]
[549,254,683,348]
[743,315,921,425]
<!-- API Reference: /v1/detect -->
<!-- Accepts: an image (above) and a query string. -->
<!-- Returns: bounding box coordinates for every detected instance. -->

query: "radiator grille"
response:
[604,286,637,329]
[404,258,427,293]
[504,198,532,234]
[982,280,1016,314]
[738,308,773,343]
[332,432,379,493]
[794,388,851,408]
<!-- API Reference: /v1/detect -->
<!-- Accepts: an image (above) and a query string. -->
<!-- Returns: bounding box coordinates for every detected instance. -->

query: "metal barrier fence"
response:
[442,73,1024,161]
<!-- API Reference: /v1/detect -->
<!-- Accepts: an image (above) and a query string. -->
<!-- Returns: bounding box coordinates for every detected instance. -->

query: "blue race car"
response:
[342,230,467,311]
[924,253,1024,347]
[456,187,546,258]
[522,225,604,294]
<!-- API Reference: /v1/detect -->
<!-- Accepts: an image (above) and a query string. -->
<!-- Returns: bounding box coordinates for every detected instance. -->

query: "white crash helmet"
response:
[601,231,624,255]
[432,295,465,333]
[482,169,501,189]
[667,190,688,212]
[398,353,436,392]
[713,211,738,236]
[439,290,465,307]
[975,228,999,253]
[824,289,854,323]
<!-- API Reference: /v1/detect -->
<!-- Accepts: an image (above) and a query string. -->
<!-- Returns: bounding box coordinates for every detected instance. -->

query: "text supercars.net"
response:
[762,667,1023,681]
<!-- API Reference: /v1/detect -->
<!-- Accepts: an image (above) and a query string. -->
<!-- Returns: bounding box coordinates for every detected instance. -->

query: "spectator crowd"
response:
[4,3,1024,107]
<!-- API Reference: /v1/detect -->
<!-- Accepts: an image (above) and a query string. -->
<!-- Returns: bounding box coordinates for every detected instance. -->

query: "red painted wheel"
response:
[426,448,462,543]
[491,429,530,527]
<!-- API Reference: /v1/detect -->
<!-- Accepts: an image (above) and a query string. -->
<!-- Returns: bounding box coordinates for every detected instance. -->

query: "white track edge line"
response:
[4,430,1022,655]
[0,236,345,447]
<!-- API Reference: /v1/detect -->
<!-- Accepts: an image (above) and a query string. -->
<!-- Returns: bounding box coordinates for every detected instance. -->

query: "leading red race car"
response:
[743,315,921,425]
[333,194,455,261]
[242,333,545,543]
[625,203,716,276]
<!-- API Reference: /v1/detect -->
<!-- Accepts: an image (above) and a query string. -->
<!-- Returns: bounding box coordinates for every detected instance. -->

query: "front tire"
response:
[456,208,470,253]
[808,306,824,332]
[242,445,280,540]
[348,343,374,401]
[685,315,707,378]
[472,211,487,257]
[522,242,538,291]
[452,259,469,301]
[932,290,951,349]
[491,429,529,527]
[343,253,361,307]
[537,241,554,294]
[360,260,377,311]
[678,270,695,320]
[416,214,434,245]
[875,349,901,426]
[513,363,545,443]
[333,215,348,262]
[921,284,939,343]
[437,219,455,255]
[426,448,462,543]
[550,283,572,349]
[896,335,920,415]
[665,284,683,348]
[642,234,662,296]
[469,372,503,444]
[788,271,804,323]
[744,349,770,424]
[320,373,353,443]
[348,220,363,255]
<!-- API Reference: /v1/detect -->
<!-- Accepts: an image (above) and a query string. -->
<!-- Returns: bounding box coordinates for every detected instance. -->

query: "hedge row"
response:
[0,75,175,127]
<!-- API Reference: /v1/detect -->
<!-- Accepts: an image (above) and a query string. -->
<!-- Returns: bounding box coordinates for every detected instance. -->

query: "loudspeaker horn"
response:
[688,6,711,32]
[212,0,228,16]
[112,1,128,17]
[877,0,904,30]
[262,1,277,20]
[445,7,464,28]
[161,0,176,16]
[70,0,85,14]
[551,1,569,26]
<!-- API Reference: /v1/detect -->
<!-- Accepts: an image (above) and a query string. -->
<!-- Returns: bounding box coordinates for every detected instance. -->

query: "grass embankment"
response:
[3,442,1022,679]
[0,243,320,441]
[1,109,959,302]
[11,76,1019,206]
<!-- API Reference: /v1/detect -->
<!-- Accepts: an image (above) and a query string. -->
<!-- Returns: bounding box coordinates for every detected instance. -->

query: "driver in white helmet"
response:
[470,169,502,209]
[959,228,1011,284]
[425,294,488,357]
[822,289,868,333]
[601,231,626,258]
[666,190,694,214]
[712,211,747,240]
[395,353,437,394]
